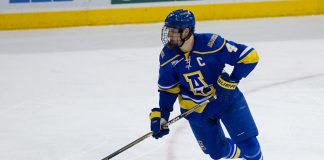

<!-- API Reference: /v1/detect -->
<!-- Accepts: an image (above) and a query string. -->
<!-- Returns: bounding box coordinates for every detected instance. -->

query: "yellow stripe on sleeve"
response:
[237,49,259,64]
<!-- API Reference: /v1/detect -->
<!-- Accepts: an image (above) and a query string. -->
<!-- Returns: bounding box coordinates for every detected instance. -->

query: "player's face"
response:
[167,28,182,46]
[161,26,190,49]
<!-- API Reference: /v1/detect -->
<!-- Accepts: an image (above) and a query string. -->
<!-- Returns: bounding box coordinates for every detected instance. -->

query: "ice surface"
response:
[0,15,324,160]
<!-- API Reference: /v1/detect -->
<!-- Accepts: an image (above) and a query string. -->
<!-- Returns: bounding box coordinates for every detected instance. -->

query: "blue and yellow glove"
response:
[216,72,239,105]
[149,108,170,139]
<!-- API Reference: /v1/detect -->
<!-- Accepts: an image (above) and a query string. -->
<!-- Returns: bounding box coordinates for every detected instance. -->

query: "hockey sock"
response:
[237,137,263,160]
[224,138,242,159]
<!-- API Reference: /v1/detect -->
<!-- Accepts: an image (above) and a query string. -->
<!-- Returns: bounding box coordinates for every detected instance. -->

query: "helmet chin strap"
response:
[178,29,193,48]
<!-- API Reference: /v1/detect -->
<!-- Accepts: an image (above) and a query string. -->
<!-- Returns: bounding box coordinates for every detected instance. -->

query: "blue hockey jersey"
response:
[158,33,259,114]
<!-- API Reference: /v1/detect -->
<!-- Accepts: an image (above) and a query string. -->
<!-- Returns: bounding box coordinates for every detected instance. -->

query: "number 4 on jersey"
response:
[226,43,238,53]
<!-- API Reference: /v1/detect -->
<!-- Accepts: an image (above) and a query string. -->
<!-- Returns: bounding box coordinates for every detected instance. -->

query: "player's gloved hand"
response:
[149,108,170,139]
[216,72,239,105]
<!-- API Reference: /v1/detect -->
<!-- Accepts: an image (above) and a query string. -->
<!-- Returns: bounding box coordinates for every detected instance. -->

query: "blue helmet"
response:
[164,9,195,32]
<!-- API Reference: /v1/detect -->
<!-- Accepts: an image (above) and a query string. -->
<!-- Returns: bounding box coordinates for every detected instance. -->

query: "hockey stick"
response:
[102,95,217,160]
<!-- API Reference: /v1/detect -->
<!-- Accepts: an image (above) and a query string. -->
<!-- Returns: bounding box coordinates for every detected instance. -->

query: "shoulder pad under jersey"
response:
[192,33,226,54]
[159,46,181,67]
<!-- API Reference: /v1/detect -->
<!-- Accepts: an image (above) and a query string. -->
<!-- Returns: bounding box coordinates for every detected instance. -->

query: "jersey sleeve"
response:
[157,49,179,112]
[219,39,259,81]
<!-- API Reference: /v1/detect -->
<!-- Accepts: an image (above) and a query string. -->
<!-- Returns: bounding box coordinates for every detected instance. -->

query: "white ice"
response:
[0,15,324,160]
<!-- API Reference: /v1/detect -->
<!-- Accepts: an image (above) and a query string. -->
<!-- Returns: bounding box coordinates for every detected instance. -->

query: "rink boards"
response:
[0,0,323,30]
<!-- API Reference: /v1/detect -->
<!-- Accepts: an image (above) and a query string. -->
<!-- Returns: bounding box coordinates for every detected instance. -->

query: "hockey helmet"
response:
[164,9,195,32]
[161,9,195,48]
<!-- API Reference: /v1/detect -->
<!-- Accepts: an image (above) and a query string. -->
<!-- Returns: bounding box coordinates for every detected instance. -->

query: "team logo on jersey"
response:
[183,70,214,96]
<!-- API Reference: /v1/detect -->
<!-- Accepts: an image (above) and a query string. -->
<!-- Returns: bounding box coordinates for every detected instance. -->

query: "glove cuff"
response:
[217,75,238,90]
[149,108,170,120]
[150,108,161,120]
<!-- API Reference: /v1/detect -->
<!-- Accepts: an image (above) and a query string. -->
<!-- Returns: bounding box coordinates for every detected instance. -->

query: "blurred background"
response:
[0,0,324,160]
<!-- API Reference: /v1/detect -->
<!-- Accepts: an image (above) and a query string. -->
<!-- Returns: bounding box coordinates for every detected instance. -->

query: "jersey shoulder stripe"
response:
[192,33,226,54]
[160,54,180,67]
[159,47,180,67]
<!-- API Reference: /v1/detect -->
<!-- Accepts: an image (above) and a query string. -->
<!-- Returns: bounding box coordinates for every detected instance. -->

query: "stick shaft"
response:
[163,95,216,128]
[102,95,216,160]
[102,132,152,160]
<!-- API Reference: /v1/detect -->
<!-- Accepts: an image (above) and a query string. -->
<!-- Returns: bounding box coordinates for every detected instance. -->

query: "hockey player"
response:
[149,9,263,159]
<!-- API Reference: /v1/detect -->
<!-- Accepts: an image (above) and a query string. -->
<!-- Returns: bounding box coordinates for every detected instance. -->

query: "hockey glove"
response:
[149,108,170,139]
[216,72,239,106]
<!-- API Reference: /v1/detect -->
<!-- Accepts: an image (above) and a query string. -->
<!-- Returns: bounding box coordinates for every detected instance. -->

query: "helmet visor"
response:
[161,26,183,49]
